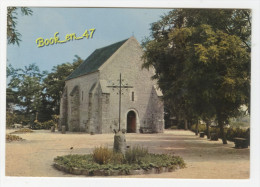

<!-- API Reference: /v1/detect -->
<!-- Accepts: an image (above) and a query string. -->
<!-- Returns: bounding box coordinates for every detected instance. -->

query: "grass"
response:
[6,134,23,142]
[54,146,185,175]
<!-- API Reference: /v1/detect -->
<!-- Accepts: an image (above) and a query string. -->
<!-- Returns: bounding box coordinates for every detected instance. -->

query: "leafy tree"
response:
[7,63,47,123]
[6,56,83,125]
[142,9,250,144]
[6,7,33,127]
[7,7,33,45]
[43,55,83,115]
[6,87,18,112]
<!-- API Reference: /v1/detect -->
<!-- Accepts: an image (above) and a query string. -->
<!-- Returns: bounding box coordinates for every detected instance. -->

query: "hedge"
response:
[190,124,250,144]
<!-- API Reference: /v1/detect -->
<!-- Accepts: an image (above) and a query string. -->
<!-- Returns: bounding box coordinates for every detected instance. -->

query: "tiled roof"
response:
[66,39,128,80]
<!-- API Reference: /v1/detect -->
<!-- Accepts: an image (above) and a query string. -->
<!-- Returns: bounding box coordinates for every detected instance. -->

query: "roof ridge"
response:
[96,38,129,51]
[66,38,130,80]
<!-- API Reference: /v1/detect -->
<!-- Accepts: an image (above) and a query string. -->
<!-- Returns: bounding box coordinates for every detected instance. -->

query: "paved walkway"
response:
[5,129,249,178]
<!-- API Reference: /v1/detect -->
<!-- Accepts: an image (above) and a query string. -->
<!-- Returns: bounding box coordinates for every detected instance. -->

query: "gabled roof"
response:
[66,38,128,80]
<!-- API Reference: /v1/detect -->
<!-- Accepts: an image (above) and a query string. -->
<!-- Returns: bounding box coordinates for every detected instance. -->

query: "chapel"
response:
[59,37,164,133]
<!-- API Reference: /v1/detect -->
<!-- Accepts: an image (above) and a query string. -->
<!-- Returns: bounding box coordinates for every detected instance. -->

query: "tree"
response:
[43,55,83,115]
[6,7,33,127]
[142,9,250,144]
[6,87,18,112]
[7,63,47,122]
[7,7,33,45]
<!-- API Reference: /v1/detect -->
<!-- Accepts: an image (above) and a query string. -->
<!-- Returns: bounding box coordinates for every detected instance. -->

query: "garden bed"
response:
[10,128,34,134]
[6,134,23,142]
[53,146,185,176]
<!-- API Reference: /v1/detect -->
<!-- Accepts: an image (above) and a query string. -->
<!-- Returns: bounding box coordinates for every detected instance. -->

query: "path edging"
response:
[53,162,178,176]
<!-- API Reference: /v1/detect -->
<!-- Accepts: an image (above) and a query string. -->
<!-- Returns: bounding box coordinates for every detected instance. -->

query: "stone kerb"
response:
[53,162,178,176]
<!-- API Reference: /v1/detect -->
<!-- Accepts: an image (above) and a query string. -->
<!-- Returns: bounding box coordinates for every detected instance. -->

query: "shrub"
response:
[42,120,56,129]
[11,128,33,134]
[190,122,250,143]
[125,146,148,164]
[32,120,56,130]
[6,112,30,128]
[93,146,113,165]
[109,152,124,164]
[226,127,249,142]
[6,134,23,141]
[190,124,207,133]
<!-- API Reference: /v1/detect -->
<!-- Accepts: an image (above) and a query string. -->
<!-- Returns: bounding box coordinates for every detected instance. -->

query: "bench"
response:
[234,137,248,148]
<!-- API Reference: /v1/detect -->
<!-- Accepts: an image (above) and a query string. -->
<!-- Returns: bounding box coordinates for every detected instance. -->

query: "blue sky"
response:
[7,8,171,73]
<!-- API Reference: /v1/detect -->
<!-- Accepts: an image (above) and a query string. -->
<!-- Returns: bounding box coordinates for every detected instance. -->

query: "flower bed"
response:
[6,134,23,142]
[11,128,34,134]
[53,146,185,176]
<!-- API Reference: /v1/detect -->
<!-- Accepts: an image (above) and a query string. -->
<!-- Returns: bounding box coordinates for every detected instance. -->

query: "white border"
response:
[1,1,260,187]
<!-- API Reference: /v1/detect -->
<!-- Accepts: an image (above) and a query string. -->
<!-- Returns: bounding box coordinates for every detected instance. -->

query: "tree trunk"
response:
[188,120,191,130]
[195,123,198,135]
[218,119,227,144]
[184,119,188,130]
[35,112,38,121]
[206,121,210,139]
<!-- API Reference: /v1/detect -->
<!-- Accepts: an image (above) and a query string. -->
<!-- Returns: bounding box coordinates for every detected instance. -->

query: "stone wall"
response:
[65,72,99,132]
[99,37,164,133]
[69,85,80,131]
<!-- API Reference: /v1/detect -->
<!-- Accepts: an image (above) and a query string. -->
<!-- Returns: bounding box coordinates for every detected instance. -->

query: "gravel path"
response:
[5,129,249,178]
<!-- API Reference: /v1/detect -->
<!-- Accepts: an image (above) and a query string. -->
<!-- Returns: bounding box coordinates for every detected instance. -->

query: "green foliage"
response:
[137,154,186,170]
[190,124,207,133]
[43,55,83,115]
[93,146,113,165]
[6,88,19,111]
[7,63,47,123]
[6,112,17,128]
[54,154,97,169]
[209,127,250,142]
[125,146,148,164]
[6,134,23,142]
[31,120,55,130]
[12,128,33,133]
[54,149,185,174]
[190,124,250,143]
[230,122,249,129]
[6,56,82,125]
[7,7,33,45]
[54,145,185,175]
[142,9,251,144]
[226,127,250,142]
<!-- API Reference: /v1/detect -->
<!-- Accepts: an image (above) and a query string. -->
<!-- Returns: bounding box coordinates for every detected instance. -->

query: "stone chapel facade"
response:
[59,37,164,134]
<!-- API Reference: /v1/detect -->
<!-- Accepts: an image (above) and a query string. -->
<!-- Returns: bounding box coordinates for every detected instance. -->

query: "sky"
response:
[7,8,171,73]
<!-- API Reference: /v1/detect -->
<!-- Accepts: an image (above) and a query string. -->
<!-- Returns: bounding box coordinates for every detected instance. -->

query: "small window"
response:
[132,92,134,101]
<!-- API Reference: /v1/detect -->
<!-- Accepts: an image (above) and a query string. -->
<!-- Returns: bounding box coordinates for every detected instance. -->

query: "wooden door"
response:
[127,111,136,133]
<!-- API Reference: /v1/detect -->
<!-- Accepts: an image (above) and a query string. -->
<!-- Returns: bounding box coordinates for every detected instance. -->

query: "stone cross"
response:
[107,73,133,131]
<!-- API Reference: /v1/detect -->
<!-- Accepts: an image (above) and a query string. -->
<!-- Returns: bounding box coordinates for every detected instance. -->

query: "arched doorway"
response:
[127,111,136,133]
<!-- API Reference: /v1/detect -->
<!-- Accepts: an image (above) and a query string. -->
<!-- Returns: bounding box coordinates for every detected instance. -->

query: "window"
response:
[132,92,134,101]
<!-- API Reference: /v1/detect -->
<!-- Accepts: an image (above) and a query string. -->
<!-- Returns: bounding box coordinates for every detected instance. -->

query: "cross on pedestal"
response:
[107,73,133,131]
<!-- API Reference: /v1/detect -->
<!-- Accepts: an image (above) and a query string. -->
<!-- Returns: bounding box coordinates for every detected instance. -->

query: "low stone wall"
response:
[53,162,178,176]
